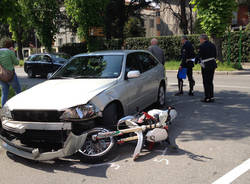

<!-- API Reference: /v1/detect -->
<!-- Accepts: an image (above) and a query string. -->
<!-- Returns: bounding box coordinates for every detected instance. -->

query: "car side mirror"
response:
[127,70,140,79]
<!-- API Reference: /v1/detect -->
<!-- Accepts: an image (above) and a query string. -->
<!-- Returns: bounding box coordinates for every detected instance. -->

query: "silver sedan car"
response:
[1,50,166,160]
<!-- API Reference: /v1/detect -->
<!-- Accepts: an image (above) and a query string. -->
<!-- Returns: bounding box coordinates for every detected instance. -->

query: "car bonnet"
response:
[6,78,117,111]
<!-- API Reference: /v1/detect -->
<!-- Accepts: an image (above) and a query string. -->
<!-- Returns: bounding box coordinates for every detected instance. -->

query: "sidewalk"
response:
[166,63,250,75]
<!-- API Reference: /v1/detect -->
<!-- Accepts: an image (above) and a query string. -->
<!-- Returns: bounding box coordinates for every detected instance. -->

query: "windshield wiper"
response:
[50,76,72,79]
[74,76,99,79]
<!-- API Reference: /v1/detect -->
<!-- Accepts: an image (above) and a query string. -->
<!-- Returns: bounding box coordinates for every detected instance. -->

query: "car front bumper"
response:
[0,131,87,161]
[0,119,87,161]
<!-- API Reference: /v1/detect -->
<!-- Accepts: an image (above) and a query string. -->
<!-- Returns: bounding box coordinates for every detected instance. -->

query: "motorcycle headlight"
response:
[1,105,12,120]
[60,104,99,121]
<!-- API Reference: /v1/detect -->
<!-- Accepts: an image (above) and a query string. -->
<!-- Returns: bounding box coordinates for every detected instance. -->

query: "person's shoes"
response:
[188,91,194,96]
[200,98,214,103]
[175,92,183,96]
[167,144,179,153]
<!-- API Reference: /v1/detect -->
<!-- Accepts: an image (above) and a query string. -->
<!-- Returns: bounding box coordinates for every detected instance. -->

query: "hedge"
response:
[222,30,250,63]
[58,31,249,62]
[125,31,250,62]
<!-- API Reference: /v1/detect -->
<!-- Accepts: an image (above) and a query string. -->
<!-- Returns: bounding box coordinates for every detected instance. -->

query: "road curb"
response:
[166,69,250,75]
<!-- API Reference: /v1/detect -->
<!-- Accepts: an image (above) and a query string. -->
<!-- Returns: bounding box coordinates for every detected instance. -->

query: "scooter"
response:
[77,106,177,163]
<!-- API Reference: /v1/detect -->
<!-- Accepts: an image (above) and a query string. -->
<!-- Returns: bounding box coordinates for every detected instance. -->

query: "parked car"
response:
[0,50,167,161]
[24,53,69,78]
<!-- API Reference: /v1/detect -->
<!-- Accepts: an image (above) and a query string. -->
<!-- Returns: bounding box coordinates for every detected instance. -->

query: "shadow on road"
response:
[166,90,250,143]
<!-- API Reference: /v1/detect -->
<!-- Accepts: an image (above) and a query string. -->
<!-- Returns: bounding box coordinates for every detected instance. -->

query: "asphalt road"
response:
[0,68,249,184]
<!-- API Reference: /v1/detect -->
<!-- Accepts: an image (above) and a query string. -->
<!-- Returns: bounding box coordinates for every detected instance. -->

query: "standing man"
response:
[195,34,217,103]
[148,38,165,65]
[175,35,196,96]
[0,40,21,107]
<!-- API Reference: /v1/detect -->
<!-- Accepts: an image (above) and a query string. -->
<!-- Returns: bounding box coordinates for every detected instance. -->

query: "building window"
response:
[58,38,63,46]
[150,19,154,28]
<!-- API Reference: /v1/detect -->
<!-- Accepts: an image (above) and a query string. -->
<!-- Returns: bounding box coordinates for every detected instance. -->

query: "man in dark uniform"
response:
[175,35,195,96]
[195,34,217,102]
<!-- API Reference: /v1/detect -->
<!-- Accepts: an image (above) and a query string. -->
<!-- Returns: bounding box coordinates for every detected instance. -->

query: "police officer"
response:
[195,34,217,102]
[175,35,195,96]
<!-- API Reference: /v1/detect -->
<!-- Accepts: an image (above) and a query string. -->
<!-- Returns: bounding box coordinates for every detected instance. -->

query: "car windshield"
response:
[51,55,123,79]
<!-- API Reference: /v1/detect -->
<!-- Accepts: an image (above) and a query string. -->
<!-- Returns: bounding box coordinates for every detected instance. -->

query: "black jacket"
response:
[196,41,217,69]
[180,40,195,68]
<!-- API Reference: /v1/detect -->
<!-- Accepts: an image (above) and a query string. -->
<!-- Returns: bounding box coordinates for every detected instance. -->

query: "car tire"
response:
[103,103,118,130]
[157,84,166,107]
[27,69,35,78]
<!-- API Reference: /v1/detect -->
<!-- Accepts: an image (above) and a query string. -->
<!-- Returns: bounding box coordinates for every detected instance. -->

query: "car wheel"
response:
[157,84,166,107]
[27,69,35,78]
[103,103,118,130]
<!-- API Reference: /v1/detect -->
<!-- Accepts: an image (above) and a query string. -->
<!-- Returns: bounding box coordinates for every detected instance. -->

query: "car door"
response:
[136,52,160,108]
[31,55,43,75]
[122,52,145,114]
[41,55,53,75]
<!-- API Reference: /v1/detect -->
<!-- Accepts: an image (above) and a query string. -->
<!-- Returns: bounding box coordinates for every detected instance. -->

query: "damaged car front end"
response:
[0,103,100,161]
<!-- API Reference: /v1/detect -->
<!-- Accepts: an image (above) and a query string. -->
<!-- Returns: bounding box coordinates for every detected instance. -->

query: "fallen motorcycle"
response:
[77,106,177,163]
[0,106,177,163]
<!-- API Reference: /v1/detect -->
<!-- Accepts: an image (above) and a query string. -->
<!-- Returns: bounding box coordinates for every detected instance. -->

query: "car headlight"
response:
[60,104,99,121]
[1,105,12,120]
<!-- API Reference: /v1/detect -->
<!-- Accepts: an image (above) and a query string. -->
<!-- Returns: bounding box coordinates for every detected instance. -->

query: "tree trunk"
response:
[16,30,24,60]
[180,0,188,34]
[211,36,223,62]
[189,3,193,34]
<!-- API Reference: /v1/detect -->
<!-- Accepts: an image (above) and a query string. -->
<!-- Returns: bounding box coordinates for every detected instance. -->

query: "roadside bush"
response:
[125,31,249,63]
[222,30,250,63]
[125,35,200,61]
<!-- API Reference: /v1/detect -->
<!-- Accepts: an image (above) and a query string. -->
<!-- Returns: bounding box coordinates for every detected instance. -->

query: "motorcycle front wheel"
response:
[78,127,117,163]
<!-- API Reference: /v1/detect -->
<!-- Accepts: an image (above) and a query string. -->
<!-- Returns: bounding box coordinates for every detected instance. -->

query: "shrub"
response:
[125,35,200,61]
[125,31,249,63]
[222,30,250,63]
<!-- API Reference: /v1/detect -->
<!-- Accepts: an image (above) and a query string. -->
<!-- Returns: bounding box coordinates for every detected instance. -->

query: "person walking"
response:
[0,40,21,107]
[148,38,165,65]
[195,34,217,103]
[175,35,196,96]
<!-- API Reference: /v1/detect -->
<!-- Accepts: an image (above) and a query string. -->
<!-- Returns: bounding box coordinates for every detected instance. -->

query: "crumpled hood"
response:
[6,78,117,110]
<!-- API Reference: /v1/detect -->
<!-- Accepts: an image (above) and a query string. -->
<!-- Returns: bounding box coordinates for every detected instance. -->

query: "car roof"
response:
[74,50,151,57]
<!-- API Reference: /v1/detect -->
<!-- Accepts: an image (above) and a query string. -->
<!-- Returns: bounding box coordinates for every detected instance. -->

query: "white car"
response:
[0,50,167,161]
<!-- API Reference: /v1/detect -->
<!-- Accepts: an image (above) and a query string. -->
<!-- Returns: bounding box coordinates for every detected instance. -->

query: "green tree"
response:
[191,0,237,61]
[65,0,109,51]
[124,17,145,38]
[105,0,151,42]
[7,1,31,60]
[0,0,15,22]
[20,0,61,52]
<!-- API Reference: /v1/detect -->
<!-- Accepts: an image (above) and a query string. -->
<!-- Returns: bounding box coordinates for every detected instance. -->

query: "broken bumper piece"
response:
[0,132,87,161]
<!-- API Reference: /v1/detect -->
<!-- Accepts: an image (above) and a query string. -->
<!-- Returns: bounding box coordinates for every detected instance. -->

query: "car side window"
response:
[30,55,39,61]
[43,55,52,62]
[125,53,142,73]
[138,52,158,72]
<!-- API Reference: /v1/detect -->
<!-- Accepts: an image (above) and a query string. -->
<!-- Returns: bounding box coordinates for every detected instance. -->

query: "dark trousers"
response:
[177,67,195,92]
[201,67,215,99]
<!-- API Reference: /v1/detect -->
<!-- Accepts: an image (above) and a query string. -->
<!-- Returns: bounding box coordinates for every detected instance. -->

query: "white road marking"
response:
[169,83,250,89]
[212,158,250,184]
[110,163,120,170]
[153,158,169,165]
[153,147,169,165]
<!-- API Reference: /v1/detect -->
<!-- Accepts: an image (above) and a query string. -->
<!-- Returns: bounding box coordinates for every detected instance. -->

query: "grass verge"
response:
[164,60,239,71]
